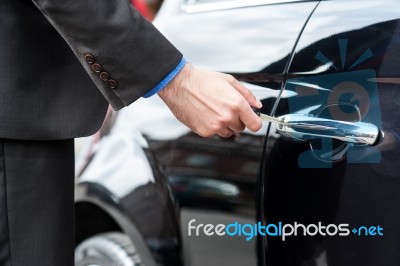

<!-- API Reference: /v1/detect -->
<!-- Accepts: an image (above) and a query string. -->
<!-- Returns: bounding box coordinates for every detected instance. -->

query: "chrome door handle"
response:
[274,114,380,146]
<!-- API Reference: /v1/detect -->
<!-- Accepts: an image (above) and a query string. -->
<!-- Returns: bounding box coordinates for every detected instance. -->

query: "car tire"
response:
[75,232,142,266]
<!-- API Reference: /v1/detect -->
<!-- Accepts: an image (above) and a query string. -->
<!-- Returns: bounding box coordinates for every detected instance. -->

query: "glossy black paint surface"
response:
[263,1,400,265]
[154,2,317,265]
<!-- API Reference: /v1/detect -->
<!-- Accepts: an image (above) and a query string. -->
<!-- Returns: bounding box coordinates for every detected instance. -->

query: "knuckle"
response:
[218,129,233,138]
[224,74,235,83]
[219,113,234,126]
[230,102,241,112]
[211,122,223,132]
[231,99,246,112]
[219,131,232,138]
[198,128,213,138]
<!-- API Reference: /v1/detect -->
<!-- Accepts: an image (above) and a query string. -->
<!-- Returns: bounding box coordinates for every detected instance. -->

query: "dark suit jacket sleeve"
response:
[31,0,183,110]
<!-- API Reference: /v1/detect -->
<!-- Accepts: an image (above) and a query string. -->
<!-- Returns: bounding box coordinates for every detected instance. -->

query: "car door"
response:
[153,0,318,265]
[261,0,400,265]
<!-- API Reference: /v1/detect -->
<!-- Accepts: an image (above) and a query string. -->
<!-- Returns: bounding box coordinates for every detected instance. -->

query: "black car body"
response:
[74,0,400,265]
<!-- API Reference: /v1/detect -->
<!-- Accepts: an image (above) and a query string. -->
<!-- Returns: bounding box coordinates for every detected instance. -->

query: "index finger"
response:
[230,78,262,109]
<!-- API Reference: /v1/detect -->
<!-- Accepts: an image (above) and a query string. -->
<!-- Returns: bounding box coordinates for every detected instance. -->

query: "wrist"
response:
[158,62,191,101]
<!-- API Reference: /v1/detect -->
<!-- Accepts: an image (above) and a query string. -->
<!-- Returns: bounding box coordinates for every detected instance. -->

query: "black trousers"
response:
[0,139,75,266]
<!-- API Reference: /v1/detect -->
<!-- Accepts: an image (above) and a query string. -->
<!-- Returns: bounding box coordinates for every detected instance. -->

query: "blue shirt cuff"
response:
[143,58,186,98]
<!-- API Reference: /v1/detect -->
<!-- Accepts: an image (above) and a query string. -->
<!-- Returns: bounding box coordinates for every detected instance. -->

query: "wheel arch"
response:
[74,194,158,266]
[75,201,122,246]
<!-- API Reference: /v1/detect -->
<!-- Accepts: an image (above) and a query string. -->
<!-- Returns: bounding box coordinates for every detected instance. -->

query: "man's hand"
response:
[158,63,263,138]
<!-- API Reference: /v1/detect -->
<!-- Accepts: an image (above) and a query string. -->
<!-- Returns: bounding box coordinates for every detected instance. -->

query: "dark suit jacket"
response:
[0,0,182,140]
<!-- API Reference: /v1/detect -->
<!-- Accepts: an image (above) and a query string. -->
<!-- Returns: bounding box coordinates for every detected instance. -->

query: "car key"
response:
[252,108,286,126]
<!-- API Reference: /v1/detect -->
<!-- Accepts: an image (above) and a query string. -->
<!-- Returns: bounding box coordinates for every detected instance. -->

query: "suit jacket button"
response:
[92,63,102,73]
[99,72,110,81]
[107,79,118,89]
[84,54,95,64]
